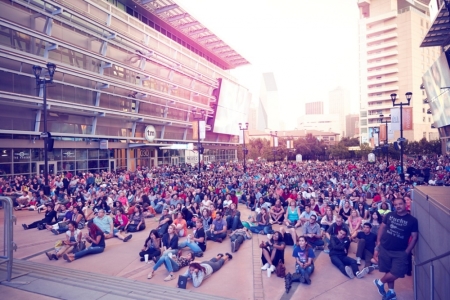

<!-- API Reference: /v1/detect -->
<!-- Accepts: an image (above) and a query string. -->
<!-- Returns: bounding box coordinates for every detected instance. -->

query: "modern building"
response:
[258,72,280,131]
[305,101,324,115]
[329,86,350,137]
[249,129,340,146]
[0,0,251,177]
[346,114,360,139]
[357,0,439,144]
[297,114,341,133]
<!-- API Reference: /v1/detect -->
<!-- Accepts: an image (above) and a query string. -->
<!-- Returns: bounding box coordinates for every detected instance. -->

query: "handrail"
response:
[415,250,450,267]
[0,196,15,282]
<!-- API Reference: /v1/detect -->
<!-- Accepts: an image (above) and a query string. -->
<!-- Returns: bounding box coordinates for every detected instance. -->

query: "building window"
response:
[423,117,425,122]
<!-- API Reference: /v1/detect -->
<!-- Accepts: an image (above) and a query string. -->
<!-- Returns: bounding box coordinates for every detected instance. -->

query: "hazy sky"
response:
[176,0,361,128]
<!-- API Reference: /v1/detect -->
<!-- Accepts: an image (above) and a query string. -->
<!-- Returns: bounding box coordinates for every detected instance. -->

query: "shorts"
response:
[378,245,408,278]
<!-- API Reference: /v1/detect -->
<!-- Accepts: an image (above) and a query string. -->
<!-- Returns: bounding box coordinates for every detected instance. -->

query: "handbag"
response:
[276,259,286,278]
[72,241,86,254]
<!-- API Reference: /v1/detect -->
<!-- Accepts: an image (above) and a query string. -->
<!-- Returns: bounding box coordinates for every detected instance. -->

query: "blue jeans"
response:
[226,214,242,231]
[153,250,177,271]
[163,257,180,272]
[296,263,314,276]
[249,225,271,234]
[178,241,203,255]
[74,246,104,259]
[307,238,324,248]
[154,203,163,214]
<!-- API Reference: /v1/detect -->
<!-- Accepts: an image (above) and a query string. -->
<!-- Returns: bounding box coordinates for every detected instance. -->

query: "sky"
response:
[175,0,361,129]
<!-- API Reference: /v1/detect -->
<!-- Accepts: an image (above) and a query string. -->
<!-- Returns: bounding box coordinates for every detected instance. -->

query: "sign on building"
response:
[144,125,156,142]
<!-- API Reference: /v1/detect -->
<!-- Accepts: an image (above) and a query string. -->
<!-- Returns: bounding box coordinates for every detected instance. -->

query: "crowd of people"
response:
[0,155,428,297]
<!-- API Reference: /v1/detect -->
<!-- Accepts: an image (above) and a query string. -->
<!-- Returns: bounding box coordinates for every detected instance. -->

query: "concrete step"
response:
[5,259,231,300]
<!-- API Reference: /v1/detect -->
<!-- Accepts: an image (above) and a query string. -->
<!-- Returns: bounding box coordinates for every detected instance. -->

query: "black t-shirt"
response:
[381,212,418,251]
[356,231,377,253]
[194,227,206,251]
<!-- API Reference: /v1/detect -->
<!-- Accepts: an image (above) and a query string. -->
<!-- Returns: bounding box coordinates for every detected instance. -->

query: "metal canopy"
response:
[133,0,250,69]
[421,3,450,47]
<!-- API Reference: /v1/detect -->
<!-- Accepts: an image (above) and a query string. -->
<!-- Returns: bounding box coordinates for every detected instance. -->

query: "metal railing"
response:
[414,250,450,300]
[0,196,16,282]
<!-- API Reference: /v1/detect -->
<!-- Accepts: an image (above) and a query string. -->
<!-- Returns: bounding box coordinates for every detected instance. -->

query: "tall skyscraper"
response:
[346,114,360,138]
[357,0,439,144]
[329,87,350,137]
[257,72,280,130]
[305,101,324,115]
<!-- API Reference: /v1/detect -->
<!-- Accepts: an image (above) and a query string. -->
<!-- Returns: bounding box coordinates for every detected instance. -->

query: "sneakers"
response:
[356,257,361,265]
[368,265,376,273]
[261,263,270,270]
[123,234,132,242]
[51,229,59,235]
[267,267,272,278]
[45,252,53,261]
[266,234,272,240]
[164,274,174,281]
[147,272,154,279]
[345,266,355,279]
[303,272,311,285]
[225,253,233,260]
[383,290,397,300]
[356,267,369,279]
[374,279,386,297]
[231,240,236,253]
[22,224,28,230]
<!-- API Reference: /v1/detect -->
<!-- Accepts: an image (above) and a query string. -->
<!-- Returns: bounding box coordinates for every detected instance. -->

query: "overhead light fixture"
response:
[1,150,7,157]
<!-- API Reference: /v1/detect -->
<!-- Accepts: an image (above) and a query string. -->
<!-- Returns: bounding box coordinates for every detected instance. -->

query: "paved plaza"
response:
[0,206,413,300]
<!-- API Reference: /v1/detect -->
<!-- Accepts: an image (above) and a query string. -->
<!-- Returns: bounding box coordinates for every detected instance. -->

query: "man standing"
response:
[373,197,418,300]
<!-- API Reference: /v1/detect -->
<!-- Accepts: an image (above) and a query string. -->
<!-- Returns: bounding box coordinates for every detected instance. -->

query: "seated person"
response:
[180,253,233,288]
[15,191,31,209]
[157,208,173,236]
[292,235,315,284]
[125,205,145,232]
[45,221,82,260]
[173,212,188,237]
[139,229,161,262]
[325,215,349,252]
[63,222,105,262]
[320,207,336,233]
[348,209,362,240]
[269,200,285,225]
[113,208,129,231]
[148,251,195,282]
[260,231,286,278]
[279,226,297,246]
[378,202,391,216]
[142,203,156,218]
[22,203,57,230]
[147,225,179,278]
[328,228,365,279]
[51,206,86,234]
[225,203,243,232]
[299,205,317,226]
[284,200,301,228]
[230,226,252,253]
[206,212,227,243]
[355,223,377,269]
[303,215,325,250]
[178,219,206,257]
[93,209,132,242]
[93,196,111,215]
[249,207,272,235]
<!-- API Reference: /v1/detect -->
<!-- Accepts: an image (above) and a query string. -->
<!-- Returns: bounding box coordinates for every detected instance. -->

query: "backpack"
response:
[276,259,286,278]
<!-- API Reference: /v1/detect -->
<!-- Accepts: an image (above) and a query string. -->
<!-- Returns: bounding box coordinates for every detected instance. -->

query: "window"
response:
[423,117,425,122]
[428,117,431,122]
[423,108,425,113]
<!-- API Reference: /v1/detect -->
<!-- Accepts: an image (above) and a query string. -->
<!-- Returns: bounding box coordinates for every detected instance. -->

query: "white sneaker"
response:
[269,265,276,272]
[267,268,272,278]
[356,267,369,279]
[356,257,361,265]
[266,234,272,240]
[345,266,355,279]
[261,263,270,270]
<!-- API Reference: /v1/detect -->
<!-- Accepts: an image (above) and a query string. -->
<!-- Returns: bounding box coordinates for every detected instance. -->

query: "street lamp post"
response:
[391,92,412,181]
[33,63,56,195]
[238,122,249,173]
[270,131,278,163]
[379,114,390,168]
[192,109,206,175]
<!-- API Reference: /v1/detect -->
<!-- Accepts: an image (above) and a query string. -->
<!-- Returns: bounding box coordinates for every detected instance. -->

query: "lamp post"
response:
[391,92,412,181]
[33,63,56,195]
[192,108,205,174]
[379,114,390,167]
[270,131,278,163]
[238,122,249,173]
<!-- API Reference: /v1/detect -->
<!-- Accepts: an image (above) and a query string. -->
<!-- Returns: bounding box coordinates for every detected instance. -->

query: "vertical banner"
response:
[286,141,291,149]
[402,107,413,130]
[274,136,279,147]
[199,121,206,139]
[390,107,400,131]
[379,124,386,142]
[374,132,379,147]
[388,123,394,141]
[192,121,198,140]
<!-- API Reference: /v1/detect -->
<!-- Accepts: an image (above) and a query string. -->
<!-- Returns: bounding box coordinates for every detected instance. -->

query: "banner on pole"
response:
[192,121,198,140]
[390,108,400,131]
[199,121,206,139]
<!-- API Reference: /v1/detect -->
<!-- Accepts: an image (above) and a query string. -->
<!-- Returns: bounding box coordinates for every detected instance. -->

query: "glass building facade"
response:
[0,0,245,177]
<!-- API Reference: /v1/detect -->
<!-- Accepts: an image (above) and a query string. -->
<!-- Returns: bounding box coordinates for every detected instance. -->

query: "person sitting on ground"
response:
[325,215,349,252]
[22,203,57,230]
[279,226,297,246]
[225,203,243,232]
[249,207,272,235]
[178,219,206,257]
[93,209,132,242]
[229,226,252,253]
[113,208,129,231]
[299,205,317,226]
[320,206,336,233]
[339,200,352,222]
[125,205,145,233]
[157,208,173,236]
[139,229,161,262]
[260,231,286,278]
[284,199,301,228]
[292,235,315,284]
[206,212,227,243]
[328,228,365,279]
[45,220,82,261]
[200,208,213,232]
[93,196,111,215]
[303,214,325,250]
[269,199,285,225]
[15,190,31,209]
[348,209,362,240]
[63,221,105,262]
[149,251,195,282]
[147,224,179,278]
[50,206,86,234]
[355,223,377,271]
[180,253,233,288]
[173,212,188,237]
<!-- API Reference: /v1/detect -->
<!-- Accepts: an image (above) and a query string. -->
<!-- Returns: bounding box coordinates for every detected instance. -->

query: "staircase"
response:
[1,259,232,300]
